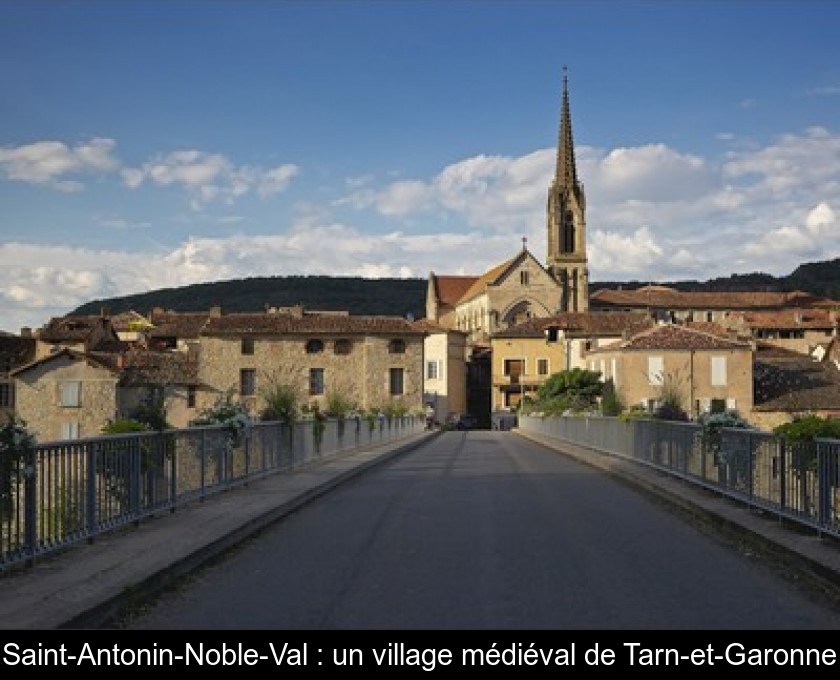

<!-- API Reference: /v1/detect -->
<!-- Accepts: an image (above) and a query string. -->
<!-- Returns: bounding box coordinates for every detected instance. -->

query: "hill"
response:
[73,275,429,319]
[72,258,840,320]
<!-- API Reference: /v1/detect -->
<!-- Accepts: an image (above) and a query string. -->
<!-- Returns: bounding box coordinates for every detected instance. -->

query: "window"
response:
[0,383,12,408]
[710,398,726,414]
[187,385,197,408]
[60,421,80,440]
[309,368,325,396]
[389,368,404,396]
[388,339,406,354]
[241,338,255,355]
[520,270,530,286]
[305,339,324,354]
[426,360,441,380]
[59,381,81,408]
[647,357,664,386]
[537,358,549,376]
[240,369,256,396]
[711,356,727,386]
[334,339,351,355]
[504,359,524,378]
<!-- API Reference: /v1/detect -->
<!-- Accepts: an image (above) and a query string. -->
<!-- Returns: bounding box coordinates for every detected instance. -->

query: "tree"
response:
[535,368,603,415]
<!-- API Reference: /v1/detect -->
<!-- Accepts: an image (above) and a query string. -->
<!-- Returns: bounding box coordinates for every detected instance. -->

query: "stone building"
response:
[584,324,755,421]
[196,307,426,418]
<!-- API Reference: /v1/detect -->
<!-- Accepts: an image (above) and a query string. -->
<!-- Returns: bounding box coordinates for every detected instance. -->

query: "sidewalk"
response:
[2,427,839,630]
[0,430,439,630]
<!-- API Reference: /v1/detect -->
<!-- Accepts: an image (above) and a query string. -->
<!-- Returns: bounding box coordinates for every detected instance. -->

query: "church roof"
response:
[432,275,478,307]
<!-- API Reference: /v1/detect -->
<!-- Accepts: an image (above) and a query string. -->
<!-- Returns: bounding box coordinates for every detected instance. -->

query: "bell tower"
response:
[546,67,589,312]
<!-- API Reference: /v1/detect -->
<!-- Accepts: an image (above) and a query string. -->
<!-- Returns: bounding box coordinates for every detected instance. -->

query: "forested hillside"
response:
[72,258,840,320]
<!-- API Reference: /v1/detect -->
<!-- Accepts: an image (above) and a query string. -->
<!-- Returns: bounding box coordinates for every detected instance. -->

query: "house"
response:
[195,307,427,417]
[584,324,755,421]
[589,285,835,326]
[722,308,838,356]
[490,312,655,411]
[11,345,201,441]
[412,318,468,425]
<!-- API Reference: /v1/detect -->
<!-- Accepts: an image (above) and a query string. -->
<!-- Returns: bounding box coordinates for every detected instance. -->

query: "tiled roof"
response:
[10,348,120,377]
[411,318,464,335]
[754,344,840,412]
[202,312,425,336]
[493,311,654,338]
[590,286,823,310]
[148,310,211,339]
[119,349,199,386]
[457,257,517,304]
[729,308,838,330]
[433,275,478,307]
[37,316,101,342]
[594,323,752,352]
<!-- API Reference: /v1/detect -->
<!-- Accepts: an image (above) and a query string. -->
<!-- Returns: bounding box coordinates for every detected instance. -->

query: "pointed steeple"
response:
[555,66,578,191]
[546,67,588,313]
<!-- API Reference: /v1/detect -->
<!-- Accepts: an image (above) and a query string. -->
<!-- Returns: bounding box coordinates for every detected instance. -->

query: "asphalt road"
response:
[114,430,840,630]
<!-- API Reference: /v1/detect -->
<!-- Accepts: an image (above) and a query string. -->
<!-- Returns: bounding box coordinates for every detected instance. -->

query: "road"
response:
[114,430,840,629]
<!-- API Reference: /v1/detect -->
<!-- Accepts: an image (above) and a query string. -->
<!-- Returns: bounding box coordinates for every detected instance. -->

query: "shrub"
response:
[260,382,299,426]
[190,391,250,443]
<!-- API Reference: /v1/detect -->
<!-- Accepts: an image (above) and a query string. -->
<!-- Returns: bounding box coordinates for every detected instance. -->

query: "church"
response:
[424,71,589,422]
[425,69,589,352]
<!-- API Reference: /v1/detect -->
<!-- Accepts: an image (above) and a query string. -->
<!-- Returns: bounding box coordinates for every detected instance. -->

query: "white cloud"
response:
[0,138,118,188]
[123,151,299,207]
[4,126,840,334]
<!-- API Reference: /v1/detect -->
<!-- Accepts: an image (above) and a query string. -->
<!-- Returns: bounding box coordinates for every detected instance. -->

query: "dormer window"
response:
[306,339,324,354]
[388,339,406,354]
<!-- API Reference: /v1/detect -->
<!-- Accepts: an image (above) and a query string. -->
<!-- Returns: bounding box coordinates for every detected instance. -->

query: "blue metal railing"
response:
[1,415,423,572]
[519,414,840,539]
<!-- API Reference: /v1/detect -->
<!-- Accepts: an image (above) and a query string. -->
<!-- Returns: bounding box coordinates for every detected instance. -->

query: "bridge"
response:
[1,421,840,629]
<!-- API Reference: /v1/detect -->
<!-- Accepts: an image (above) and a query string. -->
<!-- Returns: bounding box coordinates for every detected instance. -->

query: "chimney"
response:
[20,327,32,338]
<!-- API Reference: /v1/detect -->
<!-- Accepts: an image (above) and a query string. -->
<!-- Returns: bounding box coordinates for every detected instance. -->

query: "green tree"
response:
[535,368,603,415]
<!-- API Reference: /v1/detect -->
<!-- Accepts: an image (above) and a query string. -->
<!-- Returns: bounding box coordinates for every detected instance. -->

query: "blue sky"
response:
[2,0,840,333]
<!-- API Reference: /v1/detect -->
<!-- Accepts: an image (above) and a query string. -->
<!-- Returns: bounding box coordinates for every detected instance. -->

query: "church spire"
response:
[546,67,589,313]
[556,66,578,191]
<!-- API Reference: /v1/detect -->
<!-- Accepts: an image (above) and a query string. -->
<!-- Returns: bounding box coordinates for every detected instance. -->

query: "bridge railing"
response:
[0,414,423,572]
[519,414,840,539]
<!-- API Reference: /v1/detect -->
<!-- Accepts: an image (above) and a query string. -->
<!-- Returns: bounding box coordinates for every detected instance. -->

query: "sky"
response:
[2,0,840,334]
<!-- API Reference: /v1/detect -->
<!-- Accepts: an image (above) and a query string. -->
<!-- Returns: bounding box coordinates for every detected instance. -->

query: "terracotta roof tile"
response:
[119,349,199,386]
[148,310,211,339]
[202,312,425,336]
[734,308,838,330]
[493,311,654,339]
[590,287,823,310]
[754,344,840,412]
[433,275,479,307]
[594,323,752,352]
